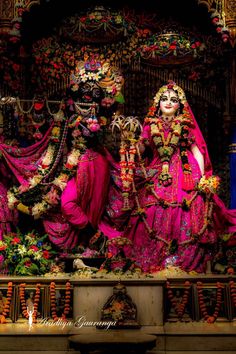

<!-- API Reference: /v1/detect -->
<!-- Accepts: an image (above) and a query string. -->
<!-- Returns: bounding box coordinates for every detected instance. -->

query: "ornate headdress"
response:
[153,80,187,107]
[69,56,124,135]
[70,56,124,107]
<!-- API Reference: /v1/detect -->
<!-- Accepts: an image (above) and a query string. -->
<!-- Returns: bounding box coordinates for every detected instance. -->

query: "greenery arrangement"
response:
[0,230,56,275]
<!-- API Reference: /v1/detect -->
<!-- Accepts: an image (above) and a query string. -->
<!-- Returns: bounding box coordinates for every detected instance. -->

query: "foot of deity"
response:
[73,257,94,270]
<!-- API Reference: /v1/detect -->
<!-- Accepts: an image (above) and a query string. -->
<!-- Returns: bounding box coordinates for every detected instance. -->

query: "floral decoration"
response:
[229,280,236,310]
[0,231,55,275]
[196,281,223,323]
[0,282,13,324]
[198,175,221,195]
[70,58,124,106]
[50,281,72,321]
[110,115,142,210]
[134,32,206,62]
[61,6,136,43]
[209,10,230,42]
[166,281,191,320]
[19,283,41,323]
[7,117,87,218]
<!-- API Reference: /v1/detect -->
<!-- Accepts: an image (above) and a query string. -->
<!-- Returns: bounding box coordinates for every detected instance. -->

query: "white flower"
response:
[32,201,48,218]
[29,175,42,187]
[66,149,81,166]
[33,251,43,260]
[7,191,18,209]
[87,72,94,80]
[40,145,55,170]
[53,174,69,191]
[25,235,36,244]
[92,73,101,81]
[17,245,27,256]
[81,74,88,83]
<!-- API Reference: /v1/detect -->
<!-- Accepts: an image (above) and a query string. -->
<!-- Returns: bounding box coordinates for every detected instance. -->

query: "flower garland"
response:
[196,281,223,323]
[119,140,137,210]
[0,282,13,324]
[229,280,236,309]
[166,281,191,320]
[135,139,214,244]
[135,32,205,62]
[50,281,72,321]
[8,120,87,219]
[19,283,41,323]
[145,112,193,188]
[198,175,221,195]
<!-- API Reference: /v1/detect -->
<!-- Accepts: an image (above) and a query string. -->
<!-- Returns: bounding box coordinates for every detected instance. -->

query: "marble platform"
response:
[0,274,235,353]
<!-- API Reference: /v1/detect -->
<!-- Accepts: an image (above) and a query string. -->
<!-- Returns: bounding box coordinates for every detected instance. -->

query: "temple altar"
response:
[0,0,236,353]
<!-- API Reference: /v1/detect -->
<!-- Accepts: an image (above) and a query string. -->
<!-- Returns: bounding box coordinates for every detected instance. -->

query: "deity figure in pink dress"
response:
[103,81,236,273]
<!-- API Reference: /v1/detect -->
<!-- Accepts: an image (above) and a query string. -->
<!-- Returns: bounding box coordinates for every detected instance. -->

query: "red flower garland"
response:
[166,281,191,320]
[0,281,13,324]
[229,280,236,309]
[197,281,223,323]
[19,283,41,323]
[50,281,72,322]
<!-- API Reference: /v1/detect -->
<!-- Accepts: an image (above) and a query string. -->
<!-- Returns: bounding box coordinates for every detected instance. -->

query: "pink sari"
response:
[102,105,236,273]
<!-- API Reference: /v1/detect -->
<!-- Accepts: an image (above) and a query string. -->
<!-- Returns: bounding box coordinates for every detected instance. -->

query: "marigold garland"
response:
[166,281,191,320]
[229,280,236,309]
[0,281,13,324]
[19,283,41,323]
[50,281,72,322]
[196,281,223,323]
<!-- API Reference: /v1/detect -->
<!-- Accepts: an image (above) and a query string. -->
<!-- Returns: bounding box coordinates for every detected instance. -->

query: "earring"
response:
[157,108,161,117]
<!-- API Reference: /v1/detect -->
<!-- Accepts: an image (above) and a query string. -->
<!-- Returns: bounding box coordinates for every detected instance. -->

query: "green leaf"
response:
[115,92,125,104]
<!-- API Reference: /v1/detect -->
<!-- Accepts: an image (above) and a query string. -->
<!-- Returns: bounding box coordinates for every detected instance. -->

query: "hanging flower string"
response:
[135,142,213,243]
[229,280,236,309]
[111,115,142,211]
[196,281,223,323]
[19,283,41,323]
[166,281,191,320]
[50,281,72,322]
[8,117,87,218]
[119,140,137,210]
[0,281,13,324]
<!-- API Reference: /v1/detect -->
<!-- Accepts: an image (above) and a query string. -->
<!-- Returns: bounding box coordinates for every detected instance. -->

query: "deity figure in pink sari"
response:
[103,82,236,273]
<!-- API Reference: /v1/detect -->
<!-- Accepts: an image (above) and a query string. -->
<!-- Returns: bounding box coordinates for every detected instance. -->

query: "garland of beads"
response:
[166,281,191,320]
[19,283,41,323]
[50,281,72,321]
[0,282,13,323]
[229,280,236,309]
[197,281,223,323]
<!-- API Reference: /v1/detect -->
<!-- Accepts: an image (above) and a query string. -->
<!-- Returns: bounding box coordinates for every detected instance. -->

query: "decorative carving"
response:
[0,0,14,19]
[198,0,236,46]
[225,0,236,47]
[0,0,14,35]
[0,0,40,39]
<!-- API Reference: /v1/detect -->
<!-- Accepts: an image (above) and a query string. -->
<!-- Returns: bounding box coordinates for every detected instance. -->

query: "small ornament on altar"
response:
[27,304,34,331]
[98,282,140,329]
[101,237,135,273]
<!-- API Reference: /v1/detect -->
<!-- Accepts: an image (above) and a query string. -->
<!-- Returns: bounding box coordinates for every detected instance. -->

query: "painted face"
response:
[78,82,104,103]
[159,90,180,116]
